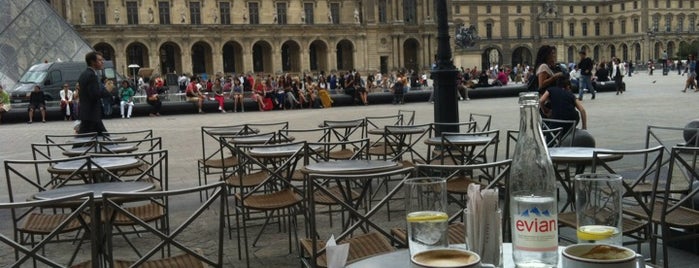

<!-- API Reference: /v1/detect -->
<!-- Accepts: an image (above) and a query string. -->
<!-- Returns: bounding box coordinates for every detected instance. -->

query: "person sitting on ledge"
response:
[185,76,204,113]
[28,85,46,123]
[0,85,10,124]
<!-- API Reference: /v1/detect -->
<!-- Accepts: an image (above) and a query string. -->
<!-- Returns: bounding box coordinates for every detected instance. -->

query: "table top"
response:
[62,144,138,156]
[367,126,429,135]
[424,134,494,146]
[66,135,127,144]
[33,181,154,200]
[49,157,141,173]
[206,126,259,136]
[249,143,322,157]
[302,160,401,175]
[320,121,366,129]
[229,133,284,144]
[346,243,563,268]
[548,147,621,163]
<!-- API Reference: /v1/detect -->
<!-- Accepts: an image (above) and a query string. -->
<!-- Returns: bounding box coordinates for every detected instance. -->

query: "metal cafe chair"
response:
[558,146,664,259]
[437,129,500,166]
[468,113,492,132]
[321,118,367,144]
[413,160,512,241]
[197,124,249,202]
[102,183,226,268]
[505,127,565,159]
[0,192,97,267]
[639,146,699,267]
[223,140,307,268]
[301,167,414,268]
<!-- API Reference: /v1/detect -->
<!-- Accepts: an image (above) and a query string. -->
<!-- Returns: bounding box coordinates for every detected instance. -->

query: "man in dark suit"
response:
[78,51,108,134]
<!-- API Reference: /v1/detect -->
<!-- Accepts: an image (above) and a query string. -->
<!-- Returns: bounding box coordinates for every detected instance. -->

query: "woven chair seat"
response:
[71,260,132,268]
[224,171,268,187]
[328,148,356,160]
[104,202,165,225]
[626,201,699,228]
[290,169,306,181]
[632,182,686,194]
[300,231,395,268]
[390,222,466,246]
[446,176,479,194]
[314,186,361,205]
[118,162,151,177]
[236,189,302,210]
[19,212,88,234]
[559,211,647,234]
[198,155,239,169]
[368,145,397,156]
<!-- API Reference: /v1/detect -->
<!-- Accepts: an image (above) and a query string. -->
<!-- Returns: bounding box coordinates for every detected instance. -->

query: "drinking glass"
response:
[405,177,448,257]
[574,174,623,245]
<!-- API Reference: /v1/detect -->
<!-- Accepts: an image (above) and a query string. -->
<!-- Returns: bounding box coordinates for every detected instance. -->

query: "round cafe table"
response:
[249,143,323,158]
[66,135,127,144]
[33,181,154,200]
[47,157,142,175]
[62,144,139,157]
[301,159,401,175]
[205,126,259,136]
[346,244,564,268]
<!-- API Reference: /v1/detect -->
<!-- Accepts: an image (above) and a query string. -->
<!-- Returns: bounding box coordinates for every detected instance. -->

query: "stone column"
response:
[242,42,253,73]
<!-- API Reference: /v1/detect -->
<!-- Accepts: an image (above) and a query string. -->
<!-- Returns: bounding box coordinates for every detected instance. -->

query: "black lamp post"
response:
[431,0,459,135]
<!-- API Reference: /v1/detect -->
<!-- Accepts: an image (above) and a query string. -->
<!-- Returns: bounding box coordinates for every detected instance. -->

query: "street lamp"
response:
[431,0,459,135]
[127,64,140,87]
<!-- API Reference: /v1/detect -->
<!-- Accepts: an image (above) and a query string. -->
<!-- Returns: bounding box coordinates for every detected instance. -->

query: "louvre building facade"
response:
[35,0,699,77]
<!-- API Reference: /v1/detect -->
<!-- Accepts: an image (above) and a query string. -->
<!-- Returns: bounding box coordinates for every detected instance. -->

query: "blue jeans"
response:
[578,75,594,99]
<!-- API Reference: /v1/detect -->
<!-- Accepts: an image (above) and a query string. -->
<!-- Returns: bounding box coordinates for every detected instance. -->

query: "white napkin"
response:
[466,184,501,266]
[325,235,350,268]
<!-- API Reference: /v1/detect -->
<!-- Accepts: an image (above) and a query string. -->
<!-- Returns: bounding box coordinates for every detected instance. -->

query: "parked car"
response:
[8,61,122,103]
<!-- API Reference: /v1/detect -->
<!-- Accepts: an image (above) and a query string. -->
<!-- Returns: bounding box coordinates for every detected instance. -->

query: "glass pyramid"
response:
[0,0,92,90]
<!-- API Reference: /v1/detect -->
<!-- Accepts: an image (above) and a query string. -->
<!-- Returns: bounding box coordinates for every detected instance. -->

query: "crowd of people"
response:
[171,68,432,112]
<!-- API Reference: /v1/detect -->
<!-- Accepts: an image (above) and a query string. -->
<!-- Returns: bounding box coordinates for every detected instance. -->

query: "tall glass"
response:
[575,174,623,245]
[405,177,448,257]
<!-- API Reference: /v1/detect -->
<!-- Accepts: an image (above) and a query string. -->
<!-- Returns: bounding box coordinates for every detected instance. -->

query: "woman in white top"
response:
[59,83,74,120]
[535,45,564,95]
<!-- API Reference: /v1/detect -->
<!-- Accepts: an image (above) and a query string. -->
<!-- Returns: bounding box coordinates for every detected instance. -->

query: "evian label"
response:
[512,197,558,252]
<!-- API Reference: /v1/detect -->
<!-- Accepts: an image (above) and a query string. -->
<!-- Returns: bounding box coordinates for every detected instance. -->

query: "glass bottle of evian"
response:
[510,92,558,267]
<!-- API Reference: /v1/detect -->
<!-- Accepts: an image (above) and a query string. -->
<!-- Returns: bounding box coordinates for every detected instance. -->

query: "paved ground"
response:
[1,71,698,267]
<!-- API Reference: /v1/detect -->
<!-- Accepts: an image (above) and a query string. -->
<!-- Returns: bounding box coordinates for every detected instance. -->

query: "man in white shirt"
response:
[569,66,580,87]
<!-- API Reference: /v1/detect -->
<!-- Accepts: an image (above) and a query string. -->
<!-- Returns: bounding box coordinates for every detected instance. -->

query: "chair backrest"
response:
[4,156,94,201]
[415,159,512,192]
[279,127,330,143]
[322,118,367,142]
[398,109,416,125]
[200,124,249,167]
[307,138,370,162]
[104,129,155,141]
[31,141,97,160]
[90,150,169,190]
[439,129,500,165]
[661,146,699,218]
[591,146,665,220]
[102,183,226,267]
[431,121,478,135]
[542,118,577,144]
[97,136,163,154]
[382,123,432,162]
[365,114,403,131]
[45,132,100,144]
[0,192,97,267]
[223,140,307,197]
[505,127,565,159]
[244,121,290,134]
[415,160,512,236]
[306,167,414,258]
[469,113,492,132]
